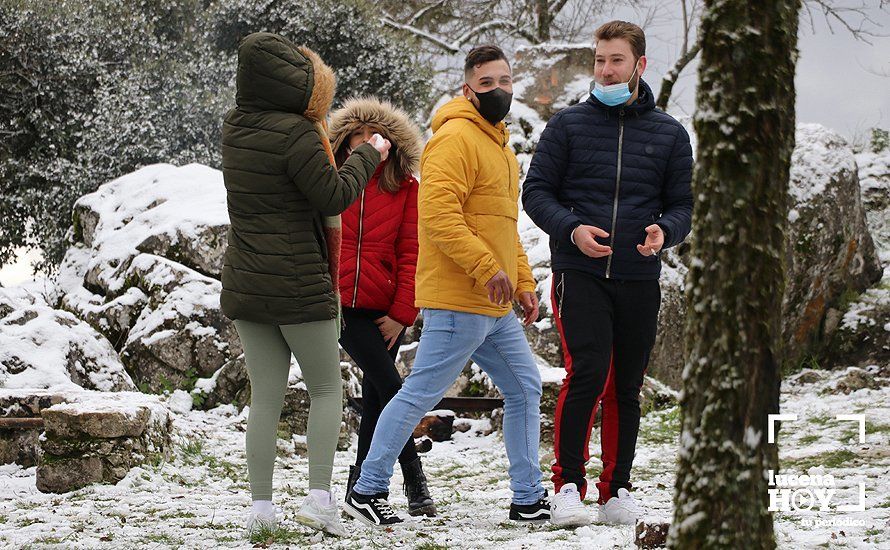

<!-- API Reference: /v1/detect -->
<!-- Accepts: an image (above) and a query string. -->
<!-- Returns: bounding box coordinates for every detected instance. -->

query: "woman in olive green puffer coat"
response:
[219,32,390,537]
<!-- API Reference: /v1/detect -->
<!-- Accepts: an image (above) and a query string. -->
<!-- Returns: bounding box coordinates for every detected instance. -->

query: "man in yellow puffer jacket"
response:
[346,45,550,528]
[414,79,537,316]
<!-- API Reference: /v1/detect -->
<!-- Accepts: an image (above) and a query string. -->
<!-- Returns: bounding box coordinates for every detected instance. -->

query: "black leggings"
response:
[339,307,416,468]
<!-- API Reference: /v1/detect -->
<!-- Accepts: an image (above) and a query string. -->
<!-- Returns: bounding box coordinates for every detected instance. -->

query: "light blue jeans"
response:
[354,308,545,505]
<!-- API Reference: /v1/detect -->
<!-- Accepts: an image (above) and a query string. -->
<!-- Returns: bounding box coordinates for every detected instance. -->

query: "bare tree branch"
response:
[803,0,888,45]
[408,0,449,26]
[656,39,701,110]
[381,14,538,54]
[549,0,571,16]
[856,58,890,78]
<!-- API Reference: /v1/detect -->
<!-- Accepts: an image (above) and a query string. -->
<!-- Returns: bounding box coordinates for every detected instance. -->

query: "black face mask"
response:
[466,84,513,125]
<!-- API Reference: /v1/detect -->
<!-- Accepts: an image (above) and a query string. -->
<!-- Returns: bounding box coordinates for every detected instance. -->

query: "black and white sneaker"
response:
[344,490,404,527]
[509,491,551,523]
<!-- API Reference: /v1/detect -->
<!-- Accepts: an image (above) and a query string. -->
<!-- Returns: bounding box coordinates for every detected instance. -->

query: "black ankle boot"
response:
[346,464,360,503]
[401,457,436,517]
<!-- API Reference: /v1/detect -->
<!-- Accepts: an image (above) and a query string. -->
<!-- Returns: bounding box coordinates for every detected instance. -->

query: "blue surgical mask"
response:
[591,64,639,107]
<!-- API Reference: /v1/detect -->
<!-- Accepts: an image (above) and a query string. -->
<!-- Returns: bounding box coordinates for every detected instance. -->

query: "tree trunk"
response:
[534,0,552,42]
[668,1,800,548]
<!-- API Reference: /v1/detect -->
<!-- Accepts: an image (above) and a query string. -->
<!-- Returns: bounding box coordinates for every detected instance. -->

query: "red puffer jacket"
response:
[339,163,419,326]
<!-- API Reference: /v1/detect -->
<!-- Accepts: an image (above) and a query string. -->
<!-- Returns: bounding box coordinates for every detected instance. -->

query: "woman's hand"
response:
[369,133,391,162]
[374,315,404,350]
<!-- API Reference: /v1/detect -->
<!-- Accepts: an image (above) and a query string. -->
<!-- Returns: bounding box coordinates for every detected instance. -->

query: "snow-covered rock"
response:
[0,389,172,493]
[70,163,229,282]
[783,124,883,368]
[512,43,594,121]
[59,164,242,397]
[824,147,890,369]
[0,287,135,392]
[36,390,172,493]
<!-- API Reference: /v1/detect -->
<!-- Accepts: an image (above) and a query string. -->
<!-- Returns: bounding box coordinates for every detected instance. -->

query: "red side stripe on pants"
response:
[550,277,616,501]
[550,278,572,493]
[596,358,619,504]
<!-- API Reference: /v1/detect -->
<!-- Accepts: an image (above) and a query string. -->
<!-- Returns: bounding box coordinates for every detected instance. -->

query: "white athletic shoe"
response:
[245,507,279,537]
[294,491,347,536]
[550,483,591,527]
[597,488,643,525]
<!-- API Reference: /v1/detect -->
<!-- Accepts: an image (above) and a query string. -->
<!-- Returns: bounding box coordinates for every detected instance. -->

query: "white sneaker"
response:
[245,507,279,537]
[597,488,643,525]
[550,483,591,527]
[294,490,347,536]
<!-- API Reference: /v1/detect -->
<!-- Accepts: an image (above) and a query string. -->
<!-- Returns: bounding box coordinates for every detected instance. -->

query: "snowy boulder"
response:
[59,164,241,397]
[70,163,229,281]
[191,354,250,409]
[116,254,242,394]
[824,148,890,369]
[512,43,594,121]
[783,125,883,369]
[858,147,890,221]
[0,287,135,393]
[827,366,880,394]
[36,391,172,493]
[646,248,690,389]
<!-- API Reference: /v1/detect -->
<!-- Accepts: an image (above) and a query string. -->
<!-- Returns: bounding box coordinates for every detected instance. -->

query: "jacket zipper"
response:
[351,190,366,307]
[502,134,513,196]
[605,109,625,279]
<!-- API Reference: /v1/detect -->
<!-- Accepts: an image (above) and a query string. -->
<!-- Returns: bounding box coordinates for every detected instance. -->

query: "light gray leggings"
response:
[234,319,343,500]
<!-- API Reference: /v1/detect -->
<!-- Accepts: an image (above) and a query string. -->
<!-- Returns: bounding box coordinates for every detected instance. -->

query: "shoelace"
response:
[372,498,399,520]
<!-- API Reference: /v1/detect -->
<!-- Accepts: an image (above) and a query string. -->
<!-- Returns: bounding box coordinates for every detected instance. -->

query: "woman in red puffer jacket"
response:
[329,97,435,517]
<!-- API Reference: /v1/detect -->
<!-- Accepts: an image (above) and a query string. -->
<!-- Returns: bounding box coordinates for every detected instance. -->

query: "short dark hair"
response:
[464,45,509,78]
[594,20,646,59]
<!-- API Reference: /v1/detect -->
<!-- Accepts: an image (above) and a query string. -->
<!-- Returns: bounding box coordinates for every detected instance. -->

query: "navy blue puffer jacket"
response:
[522,79,693,280]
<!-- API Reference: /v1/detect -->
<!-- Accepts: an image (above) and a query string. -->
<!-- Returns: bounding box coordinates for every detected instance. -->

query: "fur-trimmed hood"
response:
[329,97,423,191]
[235,32,335,122]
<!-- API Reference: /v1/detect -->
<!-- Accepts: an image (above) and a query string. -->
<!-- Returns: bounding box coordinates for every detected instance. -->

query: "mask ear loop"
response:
[628,61,640,93]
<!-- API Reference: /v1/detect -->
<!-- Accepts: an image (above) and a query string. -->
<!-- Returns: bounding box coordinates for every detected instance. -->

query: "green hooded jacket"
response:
[220,32,380,324]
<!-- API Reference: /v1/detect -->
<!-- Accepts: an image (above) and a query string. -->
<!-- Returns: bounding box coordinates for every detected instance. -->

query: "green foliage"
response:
[0,0,432,271]
[870,127,888,153]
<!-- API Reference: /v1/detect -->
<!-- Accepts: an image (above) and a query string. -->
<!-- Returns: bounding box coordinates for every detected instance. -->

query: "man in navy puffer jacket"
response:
[522,20,693,527]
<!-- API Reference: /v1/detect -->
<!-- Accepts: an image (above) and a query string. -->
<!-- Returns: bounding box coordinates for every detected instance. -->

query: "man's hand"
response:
[374,315,404,350]
[636,224,664,257]
[485,270,514,305]
[516,291,539,326]
[572,225,613,258]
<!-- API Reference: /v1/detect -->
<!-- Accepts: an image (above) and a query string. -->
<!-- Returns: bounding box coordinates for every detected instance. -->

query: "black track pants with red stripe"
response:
[550,269,660,504]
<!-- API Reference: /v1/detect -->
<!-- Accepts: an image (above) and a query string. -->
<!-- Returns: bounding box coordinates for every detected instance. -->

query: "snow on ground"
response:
[1,367,886,549]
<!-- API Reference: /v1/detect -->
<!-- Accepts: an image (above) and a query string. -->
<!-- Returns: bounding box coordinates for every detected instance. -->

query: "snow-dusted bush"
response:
[0,0,432,271]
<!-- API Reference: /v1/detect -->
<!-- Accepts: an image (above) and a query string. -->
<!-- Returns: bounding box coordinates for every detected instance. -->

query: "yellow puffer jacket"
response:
[415,96,536,317]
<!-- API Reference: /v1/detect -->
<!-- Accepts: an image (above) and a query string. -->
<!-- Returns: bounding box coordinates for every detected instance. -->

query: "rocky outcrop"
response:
[512,43,595,121]
[823,148,889,370]
[783,125,883,369]
[0,287,135,393]
[58,164,240,398]
[36,391,172,493]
